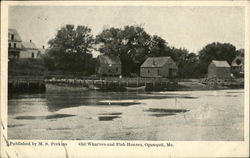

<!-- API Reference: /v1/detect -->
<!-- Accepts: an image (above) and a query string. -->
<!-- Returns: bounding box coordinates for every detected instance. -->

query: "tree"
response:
[198,42,237,75]
[96,25,152,76]
[148,35,172,57]
[176,52,200,78]
[46,24,94,73]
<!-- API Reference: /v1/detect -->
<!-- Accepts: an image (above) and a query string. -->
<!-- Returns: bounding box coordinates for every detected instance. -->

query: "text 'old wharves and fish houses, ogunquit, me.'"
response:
[8,28,244,93]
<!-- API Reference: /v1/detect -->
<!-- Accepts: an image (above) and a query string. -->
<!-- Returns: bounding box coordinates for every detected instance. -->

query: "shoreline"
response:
[8,76,244,93]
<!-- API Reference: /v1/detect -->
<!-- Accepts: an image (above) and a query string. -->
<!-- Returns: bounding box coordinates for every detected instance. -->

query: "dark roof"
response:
[8,28,22,41]
[211,60,230,68]
[98,55,121,65]
[21,41,37,49]
[141,56,174,68]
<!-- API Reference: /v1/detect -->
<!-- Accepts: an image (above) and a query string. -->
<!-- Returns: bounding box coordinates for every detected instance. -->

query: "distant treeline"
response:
[42,24,243,78]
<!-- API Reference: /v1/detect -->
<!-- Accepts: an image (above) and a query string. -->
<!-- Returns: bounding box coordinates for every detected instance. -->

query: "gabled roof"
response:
[211,60,230,68]
[232,56,244,66]
[141,56,174,68]
[21,41,37,49]
[8,28,22,41]
[98,55,121,65]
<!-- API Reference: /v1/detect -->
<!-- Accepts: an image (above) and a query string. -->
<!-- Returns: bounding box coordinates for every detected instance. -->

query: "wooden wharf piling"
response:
[8,76,46,93]
[46,77,178,91]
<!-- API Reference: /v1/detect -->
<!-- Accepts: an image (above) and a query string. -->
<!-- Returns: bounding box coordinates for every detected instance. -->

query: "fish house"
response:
[140,56,178,78]
[96,55,121,76]
[208,60,231,78]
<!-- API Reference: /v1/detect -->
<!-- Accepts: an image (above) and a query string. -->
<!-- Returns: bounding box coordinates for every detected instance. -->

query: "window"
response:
[157,69,160,75]
[11,34,14,41]
[148,70,150,73]
[116,67,118,72]
[236,59,241,65]
[32,53,34,58]
[14,43,16,48]
[108,69,111,73]
[8,43,11,48]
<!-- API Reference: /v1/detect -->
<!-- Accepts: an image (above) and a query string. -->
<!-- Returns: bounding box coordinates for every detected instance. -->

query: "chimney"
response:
[42,45,45,49]
[30,40,32,43]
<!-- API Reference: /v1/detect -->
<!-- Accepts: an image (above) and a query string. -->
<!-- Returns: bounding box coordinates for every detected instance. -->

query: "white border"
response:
[1,1,249,158]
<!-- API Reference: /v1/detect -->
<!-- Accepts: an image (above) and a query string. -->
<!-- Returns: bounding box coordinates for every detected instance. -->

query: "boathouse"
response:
[96,55,121,76]
[208,60,231,78]
[140,56,178,78]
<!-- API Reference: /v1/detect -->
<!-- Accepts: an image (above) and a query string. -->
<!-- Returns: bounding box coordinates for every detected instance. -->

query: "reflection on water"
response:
[8,124,24,128]
[144,108,189,113]
[144,108,189,117]
[98,116,121,121]
[8,88,244,140]
[99,112,122,115]
[9,90,197,113]
[15,114,76,120]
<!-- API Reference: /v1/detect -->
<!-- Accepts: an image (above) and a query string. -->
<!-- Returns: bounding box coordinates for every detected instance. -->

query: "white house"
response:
[20,40,40,58]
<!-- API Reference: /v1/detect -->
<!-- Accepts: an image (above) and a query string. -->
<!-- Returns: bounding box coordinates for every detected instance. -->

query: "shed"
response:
[208,60,231,78]
[96,55,121,76]
[140,56,178,78]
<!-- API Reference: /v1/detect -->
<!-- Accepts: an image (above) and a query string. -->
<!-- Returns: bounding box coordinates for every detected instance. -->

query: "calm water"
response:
[8,86,244,140]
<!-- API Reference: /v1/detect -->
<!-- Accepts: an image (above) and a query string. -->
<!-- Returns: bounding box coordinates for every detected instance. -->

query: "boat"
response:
[87,84,100,90]
[125,86,146,91]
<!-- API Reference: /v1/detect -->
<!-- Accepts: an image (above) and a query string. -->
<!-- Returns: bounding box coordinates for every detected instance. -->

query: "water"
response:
[8,87,244,140]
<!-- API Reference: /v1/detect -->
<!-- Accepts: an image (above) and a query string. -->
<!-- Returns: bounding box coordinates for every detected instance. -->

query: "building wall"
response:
[140,67,160,77]
[216,67,231,78]
[20,49,39,59]
[208,64,217,78]
[97,64,121,76]
[160,62,178,78]
[8,42,23,59]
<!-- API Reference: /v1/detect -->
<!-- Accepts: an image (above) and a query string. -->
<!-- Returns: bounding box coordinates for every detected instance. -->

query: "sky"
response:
[9,6,245,56]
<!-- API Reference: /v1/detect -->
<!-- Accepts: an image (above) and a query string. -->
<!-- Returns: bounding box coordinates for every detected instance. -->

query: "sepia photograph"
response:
[1,1,249,158]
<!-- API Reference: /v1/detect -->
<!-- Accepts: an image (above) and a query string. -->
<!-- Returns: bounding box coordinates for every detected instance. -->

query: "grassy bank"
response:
[8,58,47,76]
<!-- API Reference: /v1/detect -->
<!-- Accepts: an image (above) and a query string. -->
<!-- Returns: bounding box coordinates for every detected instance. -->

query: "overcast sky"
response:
[9,6,245,56]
